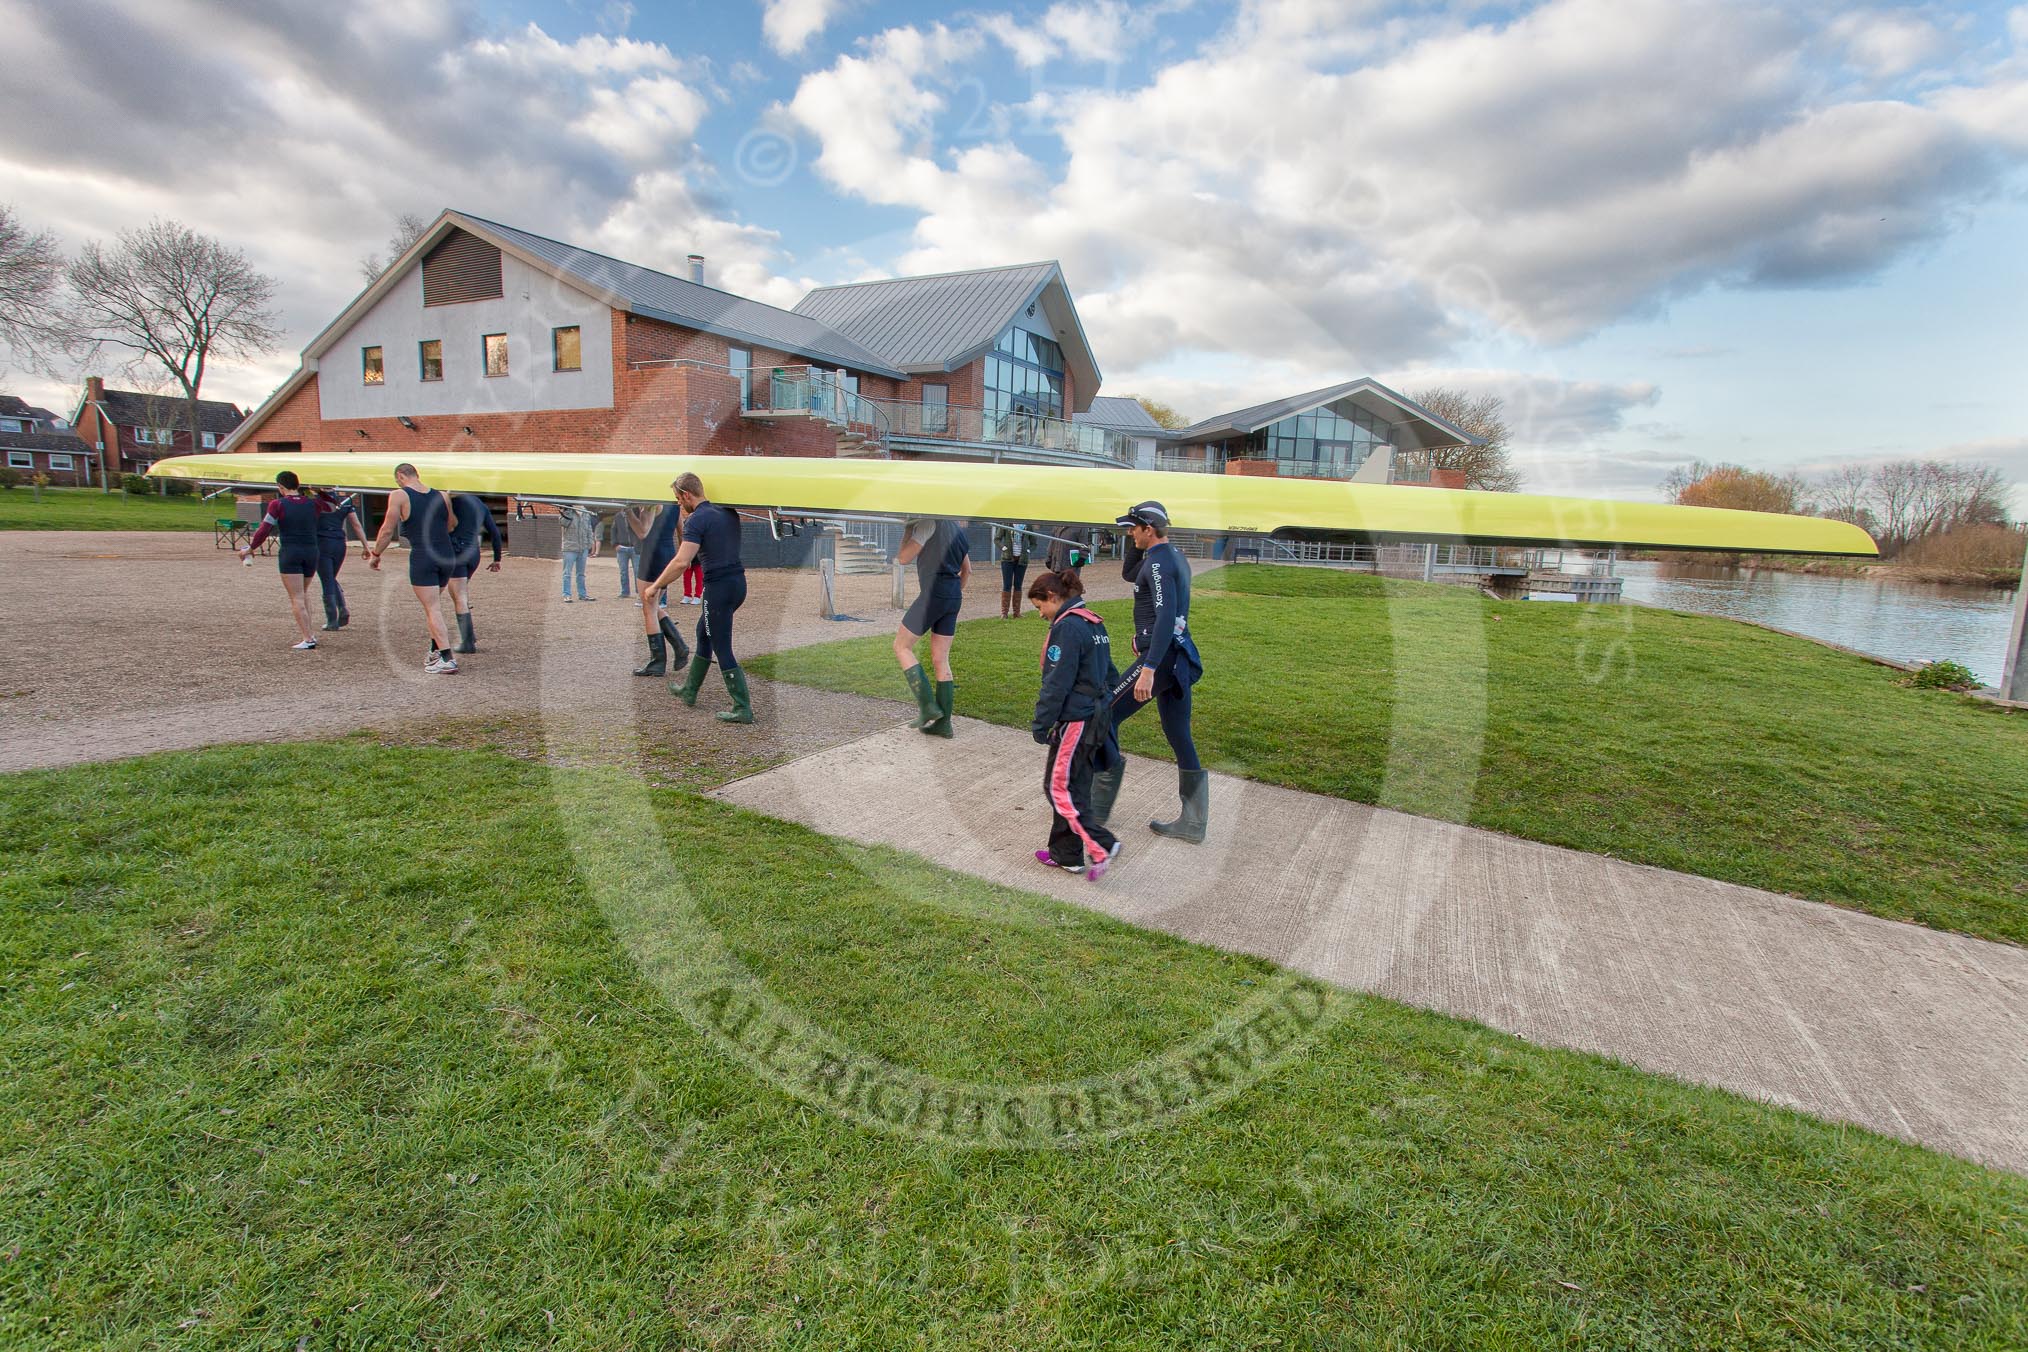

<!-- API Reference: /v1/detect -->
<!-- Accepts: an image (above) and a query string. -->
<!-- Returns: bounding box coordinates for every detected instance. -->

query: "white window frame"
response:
[6,451,32,469]
[201,432,217,449]
[0,418,20,433]
[49,453,73,470]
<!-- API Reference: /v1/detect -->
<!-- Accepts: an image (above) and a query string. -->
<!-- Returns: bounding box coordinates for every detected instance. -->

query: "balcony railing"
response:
[750,367,891,457]
[870,396,1135,465]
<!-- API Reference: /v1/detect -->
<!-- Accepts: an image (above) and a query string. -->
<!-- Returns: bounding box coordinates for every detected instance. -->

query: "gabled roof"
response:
[456,213,906,379]
[1172,378,1479,452]
[1073,395,1166,435]
[95,388,245,436]
[792,260,1102,411]
[0,428,91,453]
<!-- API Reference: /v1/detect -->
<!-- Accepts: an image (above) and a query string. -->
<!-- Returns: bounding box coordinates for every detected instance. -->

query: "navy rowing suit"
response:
[682,499,747,671]
[904,519,970,636]
[313,490,359,619]
[1111,537,1204,771]
[448,493,502,579]
[248,492,328,578]
[401,484,458,588]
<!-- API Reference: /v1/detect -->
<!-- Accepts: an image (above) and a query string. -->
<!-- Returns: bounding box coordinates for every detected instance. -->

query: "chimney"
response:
[85,375,104,403]
[687,254,705,285]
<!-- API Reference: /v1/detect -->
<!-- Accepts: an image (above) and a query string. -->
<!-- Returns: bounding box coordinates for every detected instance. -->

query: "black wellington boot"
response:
[1087,760,1125,828]
[455,612,477,654]
[1149,769,1209,844]
[633,632,667,677]
[658,612,691,665]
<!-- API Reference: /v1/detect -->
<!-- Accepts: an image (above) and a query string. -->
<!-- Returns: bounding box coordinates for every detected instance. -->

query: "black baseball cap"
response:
[1115,500,1169,528]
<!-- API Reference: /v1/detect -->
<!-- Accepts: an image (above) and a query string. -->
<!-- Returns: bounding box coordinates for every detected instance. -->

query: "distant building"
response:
[1160,379,1475,484]
[1073,396,1171,468]
[69,376,245,484]
[216,208,1476,485]
[0,394,92,485]
[223,210,1124,467]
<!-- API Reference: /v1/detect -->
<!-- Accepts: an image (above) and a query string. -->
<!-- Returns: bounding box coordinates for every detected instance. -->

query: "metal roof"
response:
[1172,378,1480,451]
[793,262,1061,372]
[458,213,906,379]
[1073,395,1167,434]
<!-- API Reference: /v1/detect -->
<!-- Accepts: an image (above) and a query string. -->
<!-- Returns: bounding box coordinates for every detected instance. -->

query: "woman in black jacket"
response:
[1027,569,1123,880]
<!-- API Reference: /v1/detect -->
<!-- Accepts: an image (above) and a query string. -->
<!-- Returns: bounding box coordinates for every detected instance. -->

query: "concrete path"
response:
[714,720,2028,1174]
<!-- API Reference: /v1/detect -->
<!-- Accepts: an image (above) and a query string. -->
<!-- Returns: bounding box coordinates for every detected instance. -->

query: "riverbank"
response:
[1625,551,2020,588]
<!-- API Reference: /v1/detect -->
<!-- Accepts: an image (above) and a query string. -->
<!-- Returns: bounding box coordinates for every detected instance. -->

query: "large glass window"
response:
[362,345,384,385]
[420,339,443,381]
[983,324,1065,429]
[1251,401,1391,476]
[727,348,751,408]
[483,333,509,378]
[921,383,948,434]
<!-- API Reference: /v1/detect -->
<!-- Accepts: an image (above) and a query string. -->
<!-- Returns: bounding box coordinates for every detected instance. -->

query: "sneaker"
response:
[563,596,574,603]
[424,652,459,674]
[1035,849,1078,869]
[292,639,318,650]
[1086,841,1120,882]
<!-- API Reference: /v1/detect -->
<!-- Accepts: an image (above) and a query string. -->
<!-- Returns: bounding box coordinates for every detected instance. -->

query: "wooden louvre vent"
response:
[422,229,504,307]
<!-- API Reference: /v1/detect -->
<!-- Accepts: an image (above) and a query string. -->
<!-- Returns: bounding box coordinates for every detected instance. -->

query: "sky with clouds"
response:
[1,0,2023,505]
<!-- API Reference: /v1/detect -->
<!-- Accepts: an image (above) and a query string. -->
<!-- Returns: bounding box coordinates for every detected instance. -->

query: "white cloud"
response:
[1830,11,1945,77]
[778,0,2026,415]
[760,0,851,58]
[0,0,792,411]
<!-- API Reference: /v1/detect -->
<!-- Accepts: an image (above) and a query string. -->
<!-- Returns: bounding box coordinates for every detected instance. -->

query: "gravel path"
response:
[0,531,1084,777]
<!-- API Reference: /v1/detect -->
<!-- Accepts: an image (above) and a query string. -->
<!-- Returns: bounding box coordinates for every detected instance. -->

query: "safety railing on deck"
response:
[870,396,1135,465]
[750,367,892,457]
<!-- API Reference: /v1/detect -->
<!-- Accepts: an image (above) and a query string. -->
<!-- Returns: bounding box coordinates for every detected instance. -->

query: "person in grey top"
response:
[560,505,599,602]
[610,509,640,598]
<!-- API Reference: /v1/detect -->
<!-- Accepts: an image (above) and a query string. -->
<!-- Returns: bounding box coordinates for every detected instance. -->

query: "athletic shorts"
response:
[277,545,319,577]
[903,587,963,638]
[409,554,455,589]
[450,549,481,580]
[643,551,674,586]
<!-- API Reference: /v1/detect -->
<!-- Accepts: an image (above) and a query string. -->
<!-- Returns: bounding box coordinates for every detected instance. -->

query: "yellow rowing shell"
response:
[150,452,1878,556]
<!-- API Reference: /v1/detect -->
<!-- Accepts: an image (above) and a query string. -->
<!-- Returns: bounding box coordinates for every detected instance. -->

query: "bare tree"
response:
[359,212,431,283]
[66,219,280,459]
[1814,464,1873,527]
[1861,459,2010,554]
[1405,386,1522,491]
[0,204,69,375]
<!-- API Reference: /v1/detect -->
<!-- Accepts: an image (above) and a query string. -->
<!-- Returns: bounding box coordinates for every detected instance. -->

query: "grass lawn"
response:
[0,485,218,531]
[2,742,2026,1348]
[750,565,2028,947]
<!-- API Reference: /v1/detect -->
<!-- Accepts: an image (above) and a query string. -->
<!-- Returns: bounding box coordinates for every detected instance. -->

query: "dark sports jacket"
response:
[1032,605,1120,743]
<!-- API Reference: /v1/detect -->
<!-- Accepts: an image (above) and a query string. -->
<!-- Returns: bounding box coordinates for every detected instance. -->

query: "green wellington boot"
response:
[455,612,478,654]
[633,632,666,677]
[920,680,955,738]
[1087,760,1125,827]
[1149,769,1209,844]
[902,664,939,729]
[670,653,711,705]
[716,668,755,724]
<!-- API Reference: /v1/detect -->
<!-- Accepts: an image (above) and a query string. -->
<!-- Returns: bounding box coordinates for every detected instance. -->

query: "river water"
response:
[1615,560,2021,686]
